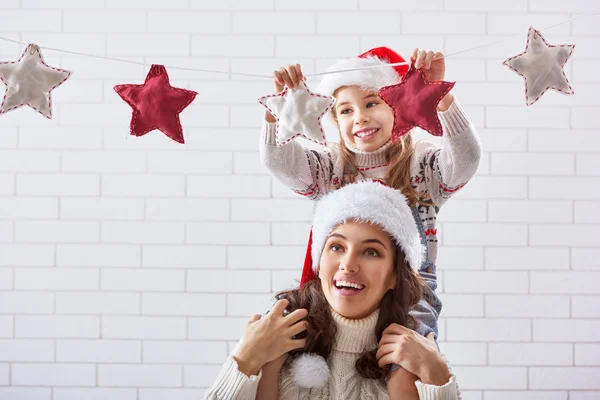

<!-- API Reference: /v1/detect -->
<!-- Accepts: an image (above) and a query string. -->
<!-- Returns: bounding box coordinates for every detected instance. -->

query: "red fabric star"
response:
[378,64,455,140]
[114,64,197,144]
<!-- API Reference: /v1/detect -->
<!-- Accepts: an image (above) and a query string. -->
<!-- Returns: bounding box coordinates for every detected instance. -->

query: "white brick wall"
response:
[0,0,598,398]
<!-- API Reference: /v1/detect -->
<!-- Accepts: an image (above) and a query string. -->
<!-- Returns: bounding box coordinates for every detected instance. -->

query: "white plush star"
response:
[503,26,575,106]
[0,44,71,118]
[258,81,335,147]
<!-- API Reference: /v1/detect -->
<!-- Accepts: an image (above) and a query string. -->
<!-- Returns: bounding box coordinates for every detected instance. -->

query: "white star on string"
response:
[503,26,575,106]
[258,81,335,147]
[0,43,71,118]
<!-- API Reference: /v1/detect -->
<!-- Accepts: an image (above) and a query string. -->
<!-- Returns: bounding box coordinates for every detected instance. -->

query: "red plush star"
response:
[378,64,455,140]
[114,64,197,144]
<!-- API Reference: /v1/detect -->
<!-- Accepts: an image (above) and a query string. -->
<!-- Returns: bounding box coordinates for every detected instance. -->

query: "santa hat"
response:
[290,181,425,389]
[318,47,409,97]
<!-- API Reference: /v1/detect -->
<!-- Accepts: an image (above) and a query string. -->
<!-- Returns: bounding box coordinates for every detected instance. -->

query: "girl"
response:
[203,181,461,400]
[260,46,481,395]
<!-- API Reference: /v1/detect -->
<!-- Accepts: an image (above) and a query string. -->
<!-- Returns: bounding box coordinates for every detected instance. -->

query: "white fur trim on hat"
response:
[317,56,401,97]
[311,181,425,272]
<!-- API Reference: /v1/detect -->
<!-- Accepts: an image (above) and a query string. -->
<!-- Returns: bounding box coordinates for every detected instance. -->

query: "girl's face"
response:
[334,86,394,152]
[318,220,397,319]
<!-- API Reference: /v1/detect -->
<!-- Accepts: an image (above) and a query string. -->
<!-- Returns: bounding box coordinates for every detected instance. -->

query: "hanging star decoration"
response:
[503,26,575,106]
[114,64,197,144]
[0,43,71,119]
[258,80,335,147]
[378,64,455,140]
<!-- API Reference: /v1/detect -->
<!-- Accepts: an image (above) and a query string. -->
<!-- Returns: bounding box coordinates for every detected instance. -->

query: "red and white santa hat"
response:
[291,181,425,389]
[300,180,424,288]
[317,46,409,97]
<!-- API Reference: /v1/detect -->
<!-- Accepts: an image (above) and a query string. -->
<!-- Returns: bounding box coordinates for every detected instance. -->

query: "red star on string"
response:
[378,64,455,140]
[114,64,197,144]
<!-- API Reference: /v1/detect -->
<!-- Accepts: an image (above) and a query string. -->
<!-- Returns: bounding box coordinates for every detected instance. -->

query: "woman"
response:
[204,181,460,400]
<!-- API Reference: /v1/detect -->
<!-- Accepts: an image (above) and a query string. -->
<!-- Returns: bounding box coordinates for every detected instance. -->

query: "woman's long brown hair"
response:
[277,244,425,381]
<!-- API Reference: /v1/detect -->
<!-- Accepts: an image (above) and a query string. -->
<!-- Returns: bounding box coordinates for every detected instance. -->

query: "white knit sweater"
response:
[203,309,460,400]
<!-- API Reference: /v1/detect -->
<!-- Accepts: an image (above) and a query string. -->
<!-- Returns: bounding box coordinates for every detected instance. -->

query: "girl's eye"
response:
[366,101,378,108]
[365,248,380,257]
[339,108,352,115]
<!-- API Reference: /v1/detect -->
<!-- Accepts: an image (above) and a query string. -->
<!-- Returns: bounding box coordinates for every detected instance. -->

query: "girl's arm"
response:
[260,118,338,200]
[255,354,288,400]
[416,97,482,208]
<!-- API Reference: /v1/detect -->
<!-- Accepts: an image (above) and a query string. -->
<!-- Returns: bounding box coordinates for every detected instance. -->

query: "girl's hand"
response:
[376,324,451,386]
[273,64,304,93]
[411,48,445,81]
[234,299,308,377]
[410,48,454,111]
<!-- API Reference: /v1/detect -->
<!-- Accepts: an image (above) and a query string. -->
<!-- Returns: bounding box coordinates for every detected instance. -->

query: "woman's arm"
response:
[387,367,419,400]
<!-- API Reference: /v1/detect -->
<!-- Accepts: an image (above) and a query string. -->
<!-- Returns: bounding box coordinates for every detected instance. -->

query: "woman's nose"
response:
[339,256,358,273]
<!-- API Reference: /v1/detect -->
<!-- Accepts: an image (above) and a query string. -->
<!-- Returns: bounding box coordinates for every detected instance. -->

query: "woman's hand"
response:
[234,299,308,377]
[411,48,454,111]
[376,324,451,386]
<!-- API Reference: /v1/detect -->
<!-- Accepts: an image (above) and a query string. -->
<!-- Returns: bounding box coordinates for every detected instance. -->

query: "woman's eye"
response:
[365,248,380,257]
[330,244,343,252]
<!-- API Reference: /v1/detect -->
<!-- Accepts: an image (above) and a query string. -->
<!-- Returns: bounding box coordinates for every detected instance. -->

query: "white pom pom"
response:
[289,353,330,389]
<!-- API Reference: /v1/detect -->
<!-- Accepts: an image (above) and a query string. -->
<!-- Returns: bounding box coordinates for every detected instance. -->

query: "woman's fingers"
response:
[287,337,307,352]
[248,313,262,324]
[287,320,309,337]
[377,353,397,368]
[284,308,308,325]
[375,343,396,361]
[382,323,411,336]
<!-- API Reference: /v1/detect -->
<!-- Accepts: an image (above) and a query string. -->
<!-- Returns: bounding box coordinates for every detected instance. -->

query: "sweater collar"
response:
[332,308,379,353]
[344,140,391,169]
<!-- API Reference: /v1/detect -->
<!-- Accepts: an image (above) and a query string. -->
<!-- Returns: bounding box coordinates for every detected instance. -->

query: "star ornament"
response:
[114,64,197,144]
[503,26,575,106]
[258,81,335,147]
[0,43,71,119]
[378,64,455,140]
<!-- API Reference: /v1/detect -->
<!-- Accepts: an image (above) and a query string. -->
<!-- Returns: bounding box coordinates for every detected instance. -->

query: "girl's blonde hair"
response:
[334,130,432,208]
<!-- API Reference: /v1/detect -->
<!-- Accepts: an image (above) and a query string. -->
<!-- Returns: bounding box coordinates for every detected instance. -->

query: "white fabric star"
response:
[0,44,71,118]
[258,81,335,147]
[503,26,575,106]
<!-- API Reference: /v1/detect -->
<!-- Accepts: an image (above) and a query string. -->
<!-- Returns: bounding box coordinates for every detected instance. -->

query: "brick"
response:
[491,153,574,176]
[108,34,190,56]
[437,294,483,317]
[231,199,313,222]
[187,222,270,245]
[142,293,226,316]
[450,366,527,389]
[11,363,96,386]
[530,225,600,247]
[530,368,600,389]
[192,35,274,57]
[189,317,246,340]
[17,174,99,196]
[62,151,146,173]
[188,270,271,293]
[184,365,223,387]
[146,199,229,221]
[0,268,11,289]
[233,152,264,175]
[234,12,314,34]
[57,340,141,362]
[102,175,185,197]
[0,316,12,337]
[436,247,483,270]
[437,342,486,365]
[187,175,270,198]
[271,223,311,245]
[102,316,186,340]
[534,320,600,342]
[54,388,136,400]
[488,200,572,223]
[147,152,232,174]
[15,268,98,291]
[227,246,305,269]
[403,12,485,34]
[0,388,51,400]
[57,244,140,267]
[318,12,400,34]
[487,106,569,129]
[573,249,600,270]
[0,150,60,172]
[227,293,274,316]
[148,12,230,33]
[486,295,569,318]
[61,198,144,220]
[445,271,528,294]
[443,223,527,246]
[485,247,569,270]
[142,245,226,268]
[530,178,600,200]
[0,10,61,31]
[531,272,600,294]
[144,341,227,363]
[0,339,54,361]
[572,296,600,318]
[0,292,54,314]
[452,177,527,200]
[490,343,572,366]
[276,36,359,58]
[447,318,531,341]
[0,244,54,267]
[16,316,99,338]
[98,365,182,387]
[15,221,99,243]
[433,200,486,222]
[102,269,185,291]
[56,293,139,315]
[102,222,185,244]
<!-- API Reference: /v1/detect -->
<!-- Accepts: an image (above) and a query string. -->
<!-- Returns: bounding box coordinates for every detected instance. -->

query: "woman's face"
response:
[318,220,397,319]
[334,86,394,152]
